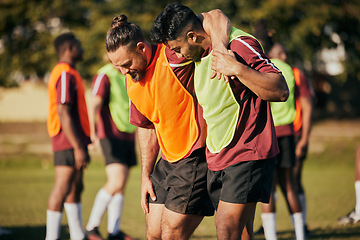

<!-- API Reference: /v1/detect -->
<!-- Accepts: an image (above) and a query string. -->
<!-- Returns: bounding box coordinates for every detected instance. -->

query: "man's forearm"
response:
[220,56,288,101]
[137,127,160,178]
[236,67,289,102]
[199,9,232,51]
[211,50,289,102]
[299,96,313,142]
[89,96,103,139]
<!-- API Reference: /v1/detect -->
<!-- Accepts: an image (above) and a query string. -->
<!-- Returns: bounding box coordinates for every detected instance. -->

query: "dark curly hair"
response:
[150,3,202,44]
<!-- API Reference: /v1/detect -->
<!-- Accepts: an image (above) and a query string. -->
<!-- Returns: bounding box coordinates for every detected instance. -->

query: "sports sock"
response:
[46,210,62,240]
[261,212,277,240]
[355,181,360,215]
[273,191,278,202]
[86,188,112,231]
[64,202,85,240]
[292,212,305,240]
[298,193,307,225]
[107,193,124,235]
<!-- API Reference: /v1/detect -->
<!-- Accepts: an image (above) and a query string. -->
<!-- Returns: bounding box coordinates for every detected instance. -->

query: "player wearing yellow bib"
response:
[151,4,289,240]
[86,63,137,240]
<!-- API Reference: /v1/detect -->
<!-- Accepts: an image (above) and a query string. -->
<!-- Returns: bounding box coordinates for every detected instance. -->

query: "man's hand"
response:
[211,50,238,82]
[141,176,156,214]
[74,147,89,170]
[88,133,100,151]
[295,138,308,160]
[210,48,235,82]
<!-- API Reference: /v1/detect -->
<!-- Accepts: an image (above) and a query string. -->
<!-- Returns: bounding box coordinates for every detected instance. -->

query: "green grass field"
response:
[1,120,360,240]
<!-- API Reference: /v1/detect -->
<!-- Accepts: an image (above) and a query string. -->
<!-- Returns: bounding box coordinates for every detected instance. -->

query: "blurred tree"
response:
[245,0,360,117]
[185,0,359,117]
[0,0,359,116]
[0,0,176,85]
[76,0,173,80]
[0,0,90,86]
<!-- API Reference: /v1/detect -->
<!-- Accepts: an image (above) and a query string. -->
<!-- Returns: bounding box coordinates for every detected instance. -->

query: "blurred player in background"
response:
[292,59,315,235]
[338,146,360,225]
[46,32,90,240]
[85,61,137,240]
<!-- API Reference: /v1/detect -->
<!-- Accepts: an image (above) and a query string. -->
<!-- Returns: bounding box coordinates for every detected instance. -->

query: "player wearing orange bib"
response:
[46,33,90,240]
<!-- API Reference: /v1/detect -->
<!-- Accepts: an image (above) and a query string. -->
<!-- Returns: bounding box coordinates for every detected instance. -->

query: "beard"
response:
[188,44,204,62]
[129,70,144,82]
[130,52,148,82]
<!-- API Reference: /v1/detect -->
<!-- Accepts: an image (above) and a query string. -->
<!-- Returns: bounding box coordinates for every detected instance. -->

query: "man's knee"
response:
[146,217,162,240]
[48,187,69,210]
[76,180,84,193]
[146,229,161,240]
[104,181,125,195]
[146,204,163,240]
[52,181,72,199]
[215,212,239,231]
[161,210,203,240]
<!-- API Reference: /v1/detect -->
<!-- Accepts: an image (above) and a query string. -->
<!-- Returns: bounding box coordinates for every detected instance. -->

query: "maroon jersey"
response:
[275,124,294,138]
[51,68,91,152]
[129,45,207,160]
[91,74,135,141]
[206,36,281,171]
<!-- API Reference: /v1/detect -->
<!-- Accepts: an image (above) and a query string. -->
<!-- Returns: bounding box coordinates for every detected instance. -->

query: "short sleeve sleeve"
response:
[56,71,76,105]
[91,73,110,99]
[230,37,281,74]
[129,101,154,129]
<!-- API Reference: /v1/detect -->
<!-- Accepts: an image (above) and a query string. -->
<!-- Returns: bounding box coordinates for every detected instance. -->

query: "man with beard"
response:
[106,11,231,240]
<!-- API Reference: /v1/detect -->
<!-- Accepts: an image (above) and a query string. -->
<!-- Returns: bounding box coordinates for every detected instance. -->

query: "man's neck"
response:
[202,35,211,50]
[199,32,211,57]
[59,55,75,67]
[145,42,157,67]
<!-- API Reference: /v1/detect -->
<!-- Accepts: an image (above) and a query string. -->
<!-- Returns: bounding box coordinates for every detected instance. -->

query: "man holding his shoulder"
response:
[150,4,289,240]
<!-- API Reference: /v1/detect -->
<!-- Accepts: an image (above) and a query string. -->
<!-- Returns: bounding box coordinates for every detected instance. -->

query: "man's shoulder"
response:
[230,36,262,52]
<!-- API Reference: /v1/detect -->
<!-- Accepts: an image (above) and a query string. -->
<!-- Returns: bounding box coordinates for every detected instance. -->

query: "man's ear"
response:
[68,42,76,51]
[137,42,146,53]
[187,31,197,43]
[61,42,72,56]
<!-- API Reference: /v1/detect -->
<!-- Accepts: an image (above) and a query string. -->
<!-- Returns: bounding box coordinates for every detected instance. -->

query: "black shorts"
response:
[54,148,89,167]
[149,148,214,216]
[294,135,308,161]
[276,135,296,168]
[100,138,137,167]
[207,158,276,209]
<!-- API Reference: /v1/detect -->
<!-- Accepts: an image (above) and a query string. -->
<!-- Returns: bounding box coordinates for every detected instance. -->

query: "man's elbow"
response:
[262,86,289,102]
[279,89,289,102]
[207,9,224,16]
[277,74,289,102]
